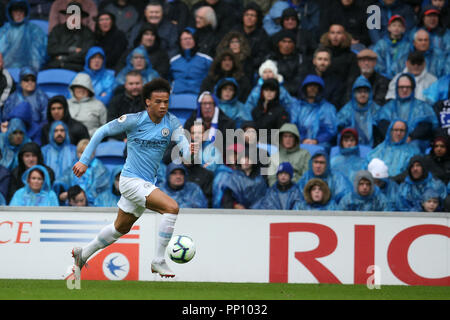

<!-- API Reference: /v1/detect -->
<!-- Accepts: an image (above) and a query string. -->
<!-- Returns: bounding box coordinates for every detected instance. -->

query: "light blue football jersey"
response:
[79,111,189,184]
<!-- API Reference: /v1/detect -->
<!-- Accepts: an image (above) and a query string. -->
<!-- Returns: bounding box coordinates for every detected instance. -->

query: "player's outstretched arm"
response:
[73,161,88,178]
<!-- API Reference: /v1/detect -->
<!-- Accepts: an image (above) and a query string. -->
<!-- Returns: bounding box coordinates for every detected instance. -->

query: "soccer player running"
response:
[71,78,197,278]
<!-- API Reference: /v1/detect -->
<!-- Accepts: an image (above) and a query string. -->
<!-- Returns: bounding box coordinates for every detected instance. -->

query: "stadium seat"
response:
[169,93,198,110]
[95,140,126,172]
[7,68,20,83]
[300,144,325,156]
[29,19,49,34]
[329,145,373,159]
[37,69,77,98]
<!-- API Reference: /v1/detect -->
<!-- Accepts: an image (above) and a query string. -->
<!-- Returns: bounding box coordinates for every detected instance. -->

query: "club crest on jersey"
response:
[161,128,170,137]
[118,115,127,123]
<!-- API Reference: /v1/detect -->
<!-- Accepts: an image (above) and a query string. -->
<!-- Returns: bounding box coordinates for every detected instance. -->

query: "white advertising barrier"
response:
[0,207,449,286]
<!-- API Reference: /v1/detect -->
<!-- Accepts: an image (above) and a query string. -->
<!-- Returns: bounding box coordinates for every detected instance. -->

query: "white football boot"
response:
[151,258,175,278]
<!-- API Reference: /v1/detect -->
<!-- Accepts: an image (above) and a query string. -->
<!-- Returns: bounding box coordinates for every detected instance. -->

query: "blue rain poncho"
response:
[0,0,47,70]
[338,170,391,211]
[365,120,421,177]
[423,74,450,105]
[374,178,400,211]
[41,121,77,177]
[337,76,381,147]
[114,46,159,89]
[54,157,110,206]
[296,150,352,204]
[251,182,302,210]
[159,163,208,208]
[372,34,411,79]
[290,75,337,151]
[83,46,115,106]
[0,192,5,206]
[396,155,447,211]
[214,77,252,129]
[4,100,43,145]
[0,118,30,170]
[9,165,58,206]
[212,164,235,208]
[293,178,337,211]
[94,165,122,207]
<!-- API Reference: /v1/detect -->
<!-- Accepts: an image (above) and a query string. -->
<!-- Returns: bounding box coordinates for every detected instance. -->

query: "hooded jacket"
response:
[0,0,47,70]
[3,67,48,127]
[41,120,77,177]
[366,119,421,177]
[9,165,59,206]
[296,149,352,204]
[41,95,90,146]
[339,170,390,211]
[159,163,208,208]
[267,123,311,186]
[83,46,115,105]
[424,136,450,184]
[291,75,337,150]
[114,45,160,89]
[293,178,337,210]
[373,31,411,80]
[337,76,381,147]
[94,165,122,207]
[5,100,42,145]
[0,117,30,170]
[396,155,447,211]
[68,72,107,137]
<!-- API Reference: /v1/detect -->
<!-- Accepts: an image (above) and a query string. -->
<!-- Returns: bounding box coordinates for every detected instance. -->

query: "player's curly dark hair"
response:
[142,78,171,101]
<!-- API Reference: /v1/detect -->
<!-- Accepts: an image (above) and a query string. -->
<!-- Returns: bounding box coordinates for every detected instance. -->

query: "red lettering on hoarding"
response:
[387,224,450,286]
[0,221,13,243]
[269,223,340,283]
[15,222,32,244]
[354,225,375,284]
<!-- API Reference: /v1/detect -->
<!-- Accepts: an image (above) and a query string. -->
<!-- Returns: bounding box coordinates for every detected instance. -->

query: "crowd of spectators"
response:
[0,0,449,212]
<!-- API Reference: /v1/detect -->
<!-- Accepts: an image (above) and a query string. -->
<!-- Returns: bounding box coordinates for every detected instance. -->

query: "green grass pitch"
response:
[0,279,449,300]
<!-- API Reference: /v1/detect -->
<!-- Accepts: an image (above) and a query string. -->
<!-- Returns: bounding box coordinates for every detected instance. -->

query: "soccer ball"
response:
[167,235,196,264]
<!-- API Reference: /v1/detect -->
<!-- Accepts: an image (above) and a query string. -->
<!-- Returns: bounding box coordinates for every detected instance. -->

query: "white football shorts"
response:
[117,175,158,217]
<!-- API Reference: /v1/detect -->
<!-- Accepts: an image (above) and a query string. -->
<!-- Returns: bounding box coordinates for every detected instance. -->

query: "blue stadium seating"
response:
[29,19,49,34]
[95,140,126,173]
[169,93,198,125]
[37,69,77,98]
[7,68,20,83]
[300,144,325,156]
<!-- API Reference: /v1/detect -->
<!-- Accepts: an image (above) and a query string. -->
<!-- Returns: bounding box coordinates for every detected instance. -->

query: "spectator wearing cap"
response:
[339,170,390,211]
[2,67,48,128]
[420,189,443,212]
[267,123,310,187]
[94,10,128,71]
[373,15,411,80]
[252,161,302,210]
[293,178,337,211]
[345,49,390,107]
[319,24,360,88]
[263,0,321,41]
[290,75,337,153]
[232,2,271,77]
[97,0,139,44]
[407,5,450,52]
[395,28,448,78]
[386,51,437,102]
[0,0,47,70]
[266,29,306,97]
[368,158,400,211]
[159,162,208,208]
[428,0,449,28]
[46,1,96,72]
[367,0,416,45]
[330,128,366,183]
[48,0,97,33]
[338,75,382,147]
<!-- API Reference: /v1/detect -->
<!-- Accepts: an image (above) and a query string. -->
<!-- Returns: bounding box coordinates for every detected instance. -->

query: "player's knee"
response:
[165,200,179,214]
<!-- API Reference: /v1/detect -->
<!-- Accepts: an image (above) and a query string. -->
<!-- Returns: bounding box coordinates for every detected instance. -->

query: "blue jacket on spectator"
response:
[5,100,42,145]
[9,165,58,206]
[0,0,47,70]
[160,163,208,208]
[251,181,301,210]
[337,76,381,147]
[3,67,48,128]
[372,33,410,79]
[290,75,337,151]
[293,177,337,211]
[41,120,77,177]
[0,118,30,170]
[94,165,122,207]
[396,155,447,211]
[368,0,417,44]
[114,46,159,89]
[366,120,421,177]
[0,192,5,205]
[339,170,391,211]
[212,164,235,208]
[296,150,352,204]
[423,74,450,105]
[83,46,115,106]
